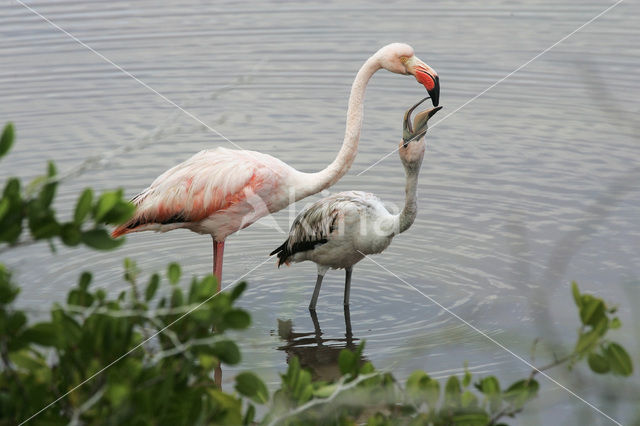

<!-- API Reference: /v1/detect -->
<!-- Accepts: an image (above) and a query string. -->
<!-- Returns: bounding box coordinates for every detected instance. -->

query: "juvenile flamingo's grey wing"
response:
[270,191,373,266]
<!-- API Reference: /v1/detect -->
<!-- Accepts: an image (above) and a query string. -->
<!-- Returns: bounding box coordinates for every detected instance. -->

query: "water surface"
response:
[1,0,639,423]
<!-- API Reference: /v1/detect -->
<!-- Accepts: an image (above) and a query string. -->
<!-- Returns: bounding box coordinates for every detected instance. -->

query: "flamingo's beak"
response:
[405,56,440,107]
[403,97,443,146]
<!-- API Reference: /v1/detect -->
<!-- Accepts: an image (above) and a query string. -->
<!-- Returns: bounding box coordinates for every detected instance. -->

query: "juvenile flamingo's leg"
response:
[343,267,353,306]
[213,239,225,292]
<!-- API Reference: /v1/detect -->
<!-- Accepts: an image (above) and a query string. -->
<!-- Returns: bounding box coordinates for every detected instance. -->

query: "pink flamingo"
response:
[112,43,440,290]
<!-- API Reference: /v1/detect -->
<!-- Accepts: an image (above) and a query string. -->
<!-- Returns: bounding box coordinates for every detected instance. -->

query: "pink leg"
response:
[213,239,225,292]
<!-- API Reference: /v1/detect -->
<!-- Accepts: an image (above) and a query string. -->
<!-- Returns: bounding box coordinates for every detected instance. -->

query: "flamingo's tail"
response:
[111,226,130,238]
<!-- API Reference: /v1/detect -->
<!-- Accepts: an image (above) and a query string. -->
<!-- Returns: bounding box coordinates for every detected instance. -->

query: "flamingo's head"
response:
[400,97,442,167]
[376,43,440,106]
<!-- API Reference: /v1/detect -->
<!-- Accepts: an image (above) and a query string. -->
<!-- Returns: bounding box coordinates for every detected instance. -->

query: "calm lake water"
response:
[1,0,639,423]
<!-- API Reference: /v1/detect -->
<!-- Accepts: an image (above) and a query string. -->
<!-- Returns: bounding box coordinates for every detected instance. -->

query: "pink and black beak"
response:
[405,56,440,107]
[403,97,443,146]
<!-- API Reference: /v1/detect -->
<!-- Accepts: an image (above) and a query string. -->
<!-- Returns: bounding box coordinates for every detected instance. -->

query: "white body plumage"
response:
[286,191,397,271]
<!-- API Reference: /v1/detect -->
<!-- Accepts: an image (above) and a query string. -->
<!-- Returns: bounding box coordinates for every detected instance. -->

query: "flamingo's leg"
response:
[344,304,353,342]
[309,274,325,311]
[213,239,225,292]
[343,267,353,306]
[309,308,322,342]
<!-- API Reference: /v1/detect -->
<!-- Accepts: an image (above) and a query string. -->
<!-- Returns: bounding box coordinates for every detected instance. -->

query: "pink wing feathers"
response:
[112,148,287,238]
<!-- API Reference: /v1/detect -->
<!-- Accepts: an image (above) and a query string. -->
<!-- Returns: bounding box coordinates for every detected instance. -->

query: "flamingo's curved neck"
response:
[294,55,381,200]
[397,165,420,234]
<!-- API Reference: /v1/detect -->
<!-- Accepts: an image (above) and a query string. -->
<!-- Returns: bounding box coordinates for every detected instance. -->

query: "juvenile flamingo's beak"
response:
[403,97,443,146]
[405,56,440,107]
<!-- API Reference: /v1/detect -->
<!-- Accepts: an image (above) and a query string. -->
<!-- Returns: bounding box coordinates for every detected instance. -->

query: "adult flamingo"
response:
[112,43,440,289]
[271,98,441,310]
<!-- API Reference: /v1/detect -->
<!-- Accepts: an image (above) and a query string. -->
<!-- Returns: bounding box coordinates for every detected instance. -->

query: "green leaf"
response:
[123,258,140,284]
[605,343,633,376]
[81,228,124,250]
[145,273,160,301]
[463,363,472,388]
[610,317,621,329]
[0,268,19,304]
[60,223,82,246]
[444,375,461,408]
[36,168,57,209]
[230,281,247,301]
[461,390,479,408]
[9,349,46,371]
[94,191,120,222]
[406,371,440,409]
[101,201,135,225]
[475,376,500,395]
[170,286,183,307]
[313,383,338,398]
[0,198,9,222]
[212,340,241,365]
[579,296,606,328]
[3,177,20,198]
[167,263,181,285]
[26,202,60,239]
[0,223,22,244]
[78,271,92,290]
[235,372,269,404]
[106,382,130,407]
[6,311,27,335]
[575,328,601,355]
[451,412,490,425]
[198,354,217,370]
[25,175,46,197]
[338,348,357,376]
[74,188,93,224]
[0,122,15,158]
[47,161,57,178]
[475,375,502,413]
[22,322,59,347]
[587,352,610,374]
[503,379,539,410]
[223,309,251,329]
[207,390,243,425]
[243,403,256,426]
[571,281,581,308]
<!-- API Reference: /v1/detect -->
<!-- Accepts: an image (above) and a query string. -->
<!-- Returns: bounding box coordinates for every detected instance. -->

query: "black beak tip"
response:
[428,76,440,107]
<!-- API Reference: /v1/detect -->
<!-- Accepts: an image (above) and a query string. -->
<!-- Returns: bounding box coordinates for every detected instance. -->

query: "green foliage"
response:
[0,260,250,424]
[0,122,133,251]
[0,123,14,159]
[236,372,270,404]
[571,282,632,377]
[168,262,181,285]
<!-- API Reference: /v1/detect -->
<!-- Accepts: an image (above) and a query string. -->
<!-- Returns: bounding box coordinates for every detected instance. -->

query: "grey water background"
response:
[1,0,639,423]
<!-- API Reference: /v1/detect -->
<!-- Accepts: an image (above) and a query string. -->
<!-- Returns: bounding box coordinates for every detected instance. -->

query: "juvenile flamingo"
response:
[271,97,441,310]
[112,44,440,289]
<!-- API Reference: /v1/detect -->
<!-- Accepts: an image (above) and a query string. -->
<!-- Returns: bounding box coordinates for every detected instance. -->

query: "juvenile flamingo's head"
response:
[376,43,440,106]
[399,97,442,167]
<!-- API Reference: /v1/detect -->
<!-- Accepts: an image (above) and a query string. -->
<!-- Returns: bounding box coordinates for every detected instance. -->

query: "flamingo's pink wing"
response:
[112,148,267,237]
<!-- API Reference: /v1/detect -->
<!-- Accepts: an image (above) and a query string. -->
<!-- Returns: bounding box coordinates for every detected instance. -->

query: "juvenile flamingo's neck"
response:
[295,55,381,200]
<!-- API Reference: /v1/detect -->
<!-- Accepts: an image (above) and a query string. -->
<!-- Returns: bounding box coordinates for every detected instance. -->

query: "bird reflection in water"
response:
[276,307,367,382]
